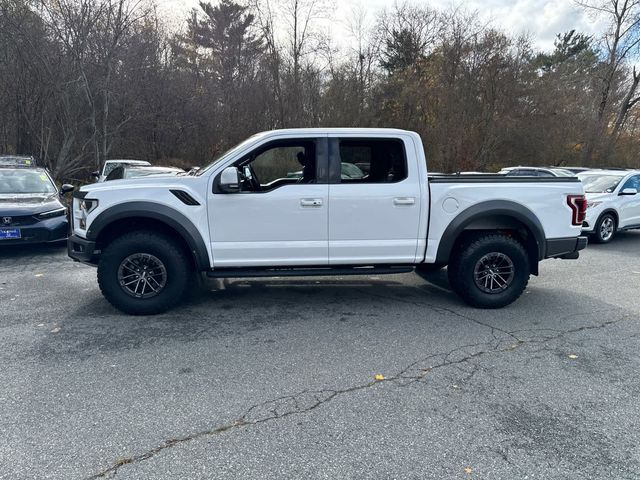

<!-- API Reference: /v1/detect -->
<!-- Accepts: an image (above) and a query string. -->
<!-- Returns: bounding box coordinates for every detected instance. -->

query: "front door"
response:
[208,137,329,267]
[327,136,423,264]
[619,174,640,227]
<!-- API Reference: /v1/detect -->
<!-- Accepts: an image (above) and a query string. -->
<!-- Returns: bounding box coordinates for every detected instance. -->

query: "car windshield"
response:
[0,156,34,167]
[103,161,148,176]
[0,169,56,194]
[579,174,624,193]
[341,162,365,179]
[551,168,574,177]
[125,169,173,178]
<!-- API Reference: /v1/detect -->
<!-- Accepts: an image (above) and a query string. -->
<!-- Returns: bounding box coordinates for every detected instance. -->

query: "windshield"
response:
[196,134,263,176]
[125,169,176,178]
[103,161,148,176]
[551,168,574,177]
[579,174,624,193]
[0,156,34,167]
[0,169,56,194]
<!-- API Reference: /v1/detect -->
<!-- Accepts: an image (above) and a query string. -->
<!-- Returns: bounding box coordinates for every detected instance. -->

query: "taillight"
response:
[567,195,587,226]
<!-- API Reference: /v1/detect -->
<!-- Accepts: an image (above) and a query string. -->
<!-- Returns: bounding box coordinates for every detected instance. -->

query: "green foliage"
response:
[381,28,425,74]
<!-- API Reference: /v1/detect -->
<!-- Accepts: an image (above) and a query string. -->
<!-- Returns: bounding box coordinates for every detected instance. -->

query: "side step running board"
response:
[206,266,415,279]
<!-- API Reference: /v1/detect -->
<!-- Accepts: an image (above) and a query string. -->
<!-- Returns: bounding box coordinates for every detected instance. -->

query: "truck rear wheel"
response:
[448,233,529,309]
[97,231,191,315]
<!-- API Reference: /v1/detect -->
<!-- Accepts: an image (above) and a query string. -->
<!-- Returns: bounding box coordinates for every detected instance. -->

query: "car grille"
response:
[1,215,39,226]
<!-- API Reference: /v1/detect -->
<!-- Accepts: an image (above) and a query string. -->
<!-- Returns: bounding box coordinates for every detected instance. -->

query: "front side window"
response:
[621,175,640,191]
[237,140,317,192]
[338,139,407,183]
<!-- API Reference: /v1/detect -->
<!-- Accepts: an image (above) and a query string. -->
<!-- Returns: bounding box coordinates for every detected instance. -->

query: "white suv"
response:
[578,170,640,243]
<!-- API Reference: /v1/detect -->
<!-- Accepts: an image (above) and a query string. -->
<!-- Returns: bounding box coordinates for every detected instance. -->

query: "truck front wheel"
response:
[97,231,191,315]
[448,234,529,309]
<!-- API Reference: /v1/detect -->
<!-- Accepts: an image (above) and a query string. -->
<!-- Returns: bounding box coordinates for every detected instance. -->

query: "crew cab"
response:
[578,169,640,243]
[68,129,587,315]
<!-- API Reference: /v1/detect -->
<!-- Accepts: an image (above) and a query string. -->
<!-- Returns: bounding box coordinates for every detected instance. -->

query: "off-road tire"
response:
[97,231,191,315]
[448,233,529,309]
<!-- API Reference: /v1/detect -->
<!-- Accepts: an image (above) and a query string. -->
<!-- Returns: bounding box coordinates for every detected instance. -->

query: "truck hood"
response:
[0,193,65,216]
[81,175,196,194]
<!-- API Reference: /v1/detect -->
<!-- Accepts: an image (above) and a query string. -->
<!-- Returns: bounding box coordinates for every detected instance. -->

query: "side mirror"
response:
[620,187,638,196]
[59,184,75,195]
[219,166,240,193]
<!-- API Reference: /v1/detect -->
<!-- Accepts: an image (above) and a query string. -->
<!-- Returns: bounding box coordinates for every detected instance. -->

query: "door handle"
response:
[300,198,323,207]
[393,197,415,206]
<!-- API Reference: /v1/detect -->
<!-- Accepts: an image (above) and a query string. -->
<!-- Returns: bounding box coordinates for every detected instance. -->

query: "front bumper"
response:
[0,216,68,246]
[581,205,605,233]
[545,236,588,260]
[67,234,98,264]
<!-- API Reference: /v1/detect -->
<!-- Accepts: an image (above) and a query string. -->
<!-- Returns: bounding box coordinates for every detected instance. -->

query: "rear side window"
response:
[338,139,407,183]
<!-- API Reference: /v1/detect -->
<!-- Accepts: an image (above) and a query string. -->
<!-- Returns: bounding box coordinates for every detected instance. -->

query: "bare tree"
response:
[39,0,149,170]
[577,0,640,161]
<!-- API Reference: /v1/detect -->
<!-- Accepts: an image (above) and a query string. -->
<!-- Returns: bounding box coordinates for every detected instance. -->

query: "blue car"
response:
[0,162,74,245]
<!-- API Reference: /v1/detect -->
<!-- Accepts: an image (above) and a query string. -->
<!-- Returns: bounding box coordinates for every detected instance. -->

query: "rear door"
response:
[327,135,422,264]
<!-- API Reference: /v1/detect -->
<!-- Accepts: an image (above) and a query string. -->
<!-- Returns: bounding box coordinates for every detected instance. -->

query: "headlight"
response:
[80,199,98,213]
[36,207,67,219]
[77,198,98,230]
[587,201,602,209]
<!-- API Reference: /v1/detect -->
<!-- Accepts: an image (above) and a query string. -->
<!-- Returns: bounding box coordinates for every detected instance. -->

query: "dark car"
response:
[0,167,73,245]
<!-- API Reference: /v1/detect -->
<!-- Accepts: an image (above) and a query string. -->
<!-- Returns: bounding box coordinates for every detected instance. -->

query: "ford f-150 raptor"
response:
[68,128,588,314]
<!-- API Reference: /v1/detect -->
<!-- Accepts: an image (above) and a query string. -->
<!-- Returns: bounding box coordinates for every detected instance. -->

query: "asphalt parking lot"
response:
[1,234,639,480]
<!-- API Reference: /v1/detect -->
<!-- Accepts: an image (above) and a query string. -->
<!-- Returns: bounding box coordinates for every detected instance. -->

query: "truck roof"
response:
[252,127,417,137]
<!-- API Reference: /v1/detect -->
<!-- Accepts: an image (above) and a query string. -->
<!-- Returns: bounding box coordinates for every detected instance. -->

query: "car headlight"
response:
[80,199,98,213]
[77,198,98,230]
[587,201,602,209]
[36,207,67,219]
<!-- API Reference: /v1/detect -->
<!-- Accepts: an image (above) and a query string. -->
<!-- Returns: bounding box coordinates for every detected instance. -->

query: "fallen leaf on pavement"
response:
[374,374,385,381]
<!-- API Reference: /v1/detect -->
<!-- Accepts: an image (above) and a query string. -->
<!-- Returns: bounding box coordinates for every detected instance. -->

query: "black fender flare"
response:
[86,201,210,270]
[434,200,546,265]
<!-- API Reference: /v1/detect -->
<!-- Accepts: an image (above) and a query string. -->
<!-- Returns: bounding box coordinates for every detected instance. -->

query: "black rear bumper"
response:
[67,234,98,265]
[545,236,588,259]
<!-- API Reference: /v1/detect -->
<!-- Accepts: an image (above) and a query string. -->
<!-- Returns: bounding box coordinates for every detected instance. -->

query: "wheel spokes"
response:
[117,253,167,299]
[473,252,515,294]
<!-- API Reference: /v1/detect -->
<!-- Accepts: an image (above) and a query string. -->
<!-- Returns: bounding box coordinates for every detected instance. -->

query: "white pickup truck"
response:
[68,128,587,314]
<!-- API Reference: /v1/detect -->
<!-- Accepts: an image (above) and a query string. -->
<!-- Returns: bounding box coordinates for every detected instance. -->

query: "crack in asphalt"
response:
[85,306,631,479]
